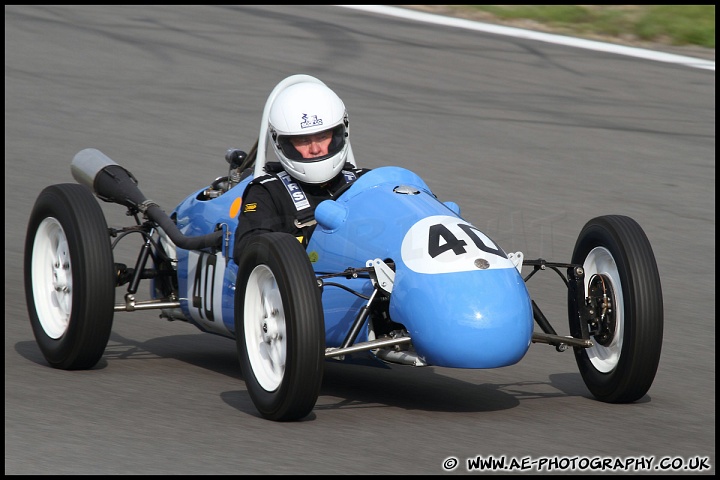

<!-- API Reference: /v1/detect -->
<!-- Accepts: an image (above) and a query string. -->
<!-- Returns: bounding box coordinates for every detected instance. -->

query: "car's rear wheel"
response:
[24,183,115,370]
[570,215,663,403]
[235,232,325,421]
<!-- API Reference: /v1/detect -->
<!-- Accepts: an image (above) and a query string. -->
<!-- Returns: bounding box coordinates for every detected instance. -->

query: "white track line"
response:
[338,5,715,72]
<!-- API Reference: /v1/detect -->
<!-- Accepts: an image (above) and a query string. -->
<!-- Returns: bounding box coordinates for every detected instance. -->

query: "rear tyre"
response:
[24,184,115,370]
[235,232,325,421]
[570,215,663,402]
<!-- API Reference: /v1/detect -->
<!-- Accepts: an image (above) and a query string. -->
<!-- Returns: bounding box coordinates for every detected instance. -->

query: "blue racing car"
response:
[24,75,664,421]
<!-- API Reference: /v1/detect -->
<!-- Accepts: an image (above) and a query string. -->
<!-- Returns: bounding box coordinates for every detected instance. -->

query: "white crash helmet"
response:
[268,82,349,184]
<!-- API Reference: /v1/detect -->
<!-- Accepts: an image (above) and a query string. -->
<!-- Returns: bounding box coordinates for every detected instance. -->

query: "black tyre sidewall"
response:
[570,215,663,402]
[24,184,115,370]
[235,232,325,421]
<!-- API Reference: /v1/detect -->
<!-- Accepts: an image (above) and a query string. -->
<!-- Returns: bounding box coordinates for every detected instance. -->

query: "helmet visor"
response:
[277,124,346,162]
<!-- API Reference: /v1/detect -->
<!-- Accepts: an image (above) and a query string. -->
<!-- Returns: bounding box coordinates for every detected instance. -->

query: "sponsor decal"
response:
[300,113,323,129]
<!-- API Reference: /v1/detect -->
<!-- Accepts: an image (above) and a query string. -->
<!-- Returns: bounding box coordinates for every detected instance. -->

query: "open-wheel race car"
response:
[24,74,663,421]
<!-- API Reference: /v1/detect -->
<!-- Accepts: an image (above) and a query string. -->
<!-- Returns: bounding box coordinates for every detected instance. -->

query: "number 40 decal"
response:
[191,252,216,322]
[402,216,512,274]
[428,223,505,259]
[184,250,232,336]
[187,251,227,324]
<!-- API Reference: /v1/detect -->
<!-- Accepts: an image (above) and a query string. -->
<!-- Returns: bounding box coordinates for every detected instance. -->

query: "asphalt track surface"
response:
[5,5,715,475]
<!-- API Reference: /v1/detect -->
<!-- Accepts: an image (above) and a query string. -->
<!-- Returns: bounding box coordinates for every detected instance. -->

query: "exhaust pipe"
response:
[71,148,222,250]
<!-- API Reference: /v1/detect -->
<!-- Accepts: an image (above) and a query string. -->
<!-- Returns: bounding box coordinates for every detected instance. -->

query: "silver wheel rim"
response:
[244,265,286,391]
[31,217,73,339]
[583,246,624,373]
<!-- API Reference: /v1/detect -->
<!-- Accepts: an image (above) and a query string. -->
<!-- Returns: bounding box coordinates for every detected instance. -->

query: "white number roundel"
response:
[400,215,515,274]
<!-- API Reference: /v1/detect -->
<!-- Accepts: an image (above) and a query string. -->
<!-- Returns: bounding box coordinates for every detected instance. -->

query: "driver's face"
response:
[289,130,333,159]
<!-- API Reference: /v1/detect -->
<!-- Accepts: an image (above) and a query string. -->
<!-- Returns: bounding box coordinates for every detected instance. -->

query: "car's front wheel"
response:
[24,183,115,370]
[570,215,663,403]
[235,232,325,421]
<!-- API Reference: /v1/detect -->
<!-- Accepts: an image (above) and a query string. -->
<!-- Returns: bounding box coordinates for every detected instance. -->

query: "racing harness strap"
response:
[276,171,317,228]
[255,163,362,245]
[275,169,359,229]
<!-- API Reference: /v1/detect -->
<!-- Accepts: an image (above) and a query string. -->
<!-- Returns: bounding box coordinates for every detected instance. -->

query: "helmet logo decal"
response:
[300,113,323,129]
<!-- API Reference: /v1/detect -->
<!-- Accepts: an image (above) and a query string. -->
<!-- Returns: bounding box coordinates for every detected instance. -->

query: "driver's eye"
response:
[291,131,331,147]
[292,137,312,146]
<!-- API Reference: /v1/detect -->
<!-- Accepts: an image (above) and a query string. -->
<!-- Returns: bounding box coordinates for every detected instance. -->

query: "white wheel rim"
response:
[31,217,73,339]
[583,246,624,373]
[244,265,286,391]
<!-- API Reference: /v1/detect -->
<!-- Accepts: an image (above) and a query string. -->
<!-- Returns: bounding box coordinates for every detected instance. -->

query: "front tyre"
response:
[24,184,115,370]
[570,215,663,403]
[235,233,325,421]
